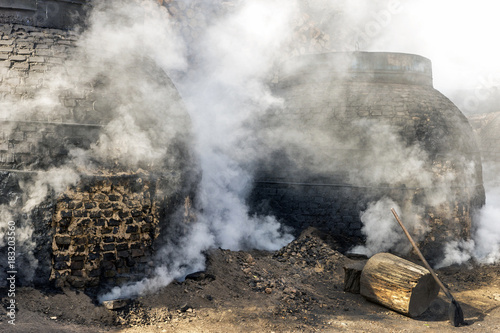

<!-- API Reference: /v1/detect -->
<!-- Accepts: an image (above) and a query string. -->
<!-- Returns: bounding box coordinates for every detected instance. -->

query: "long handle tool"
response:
[391,208,466,327]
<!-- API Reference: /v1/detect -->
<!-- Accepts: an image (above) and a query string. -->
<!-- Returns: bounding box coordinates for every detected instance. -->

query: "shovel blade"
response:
[448,299,465,327]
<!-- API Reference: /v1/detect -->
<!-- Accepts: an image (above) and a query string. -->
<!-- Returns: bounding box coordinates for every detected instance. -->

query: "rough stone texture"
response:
[0,0,87,29]
[251,52,485,261]
[0,121,101,169]
[0,22,195,290]
[0,24,102,126]
[50,174,164,289]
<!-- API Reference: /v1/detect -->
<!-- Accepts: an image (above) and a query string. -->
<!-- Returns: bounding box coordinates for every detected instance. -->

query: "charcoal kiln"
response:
[251,52,485,261]
[0,3,196,289]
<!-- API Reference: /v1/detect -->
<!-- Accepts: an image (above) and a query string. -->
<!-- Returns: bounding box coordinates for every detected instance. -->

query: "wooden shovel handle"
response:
[391,208,454,301]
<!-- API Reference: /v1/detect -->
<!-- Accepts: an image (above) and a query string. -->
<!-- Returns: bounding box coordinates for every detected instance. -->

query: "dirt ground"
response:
[2,228,500,333]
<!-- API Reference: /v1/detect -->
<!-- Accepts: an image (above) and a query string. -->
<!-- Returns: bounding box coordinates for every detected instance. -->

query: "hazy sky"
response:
[361,0,500,95]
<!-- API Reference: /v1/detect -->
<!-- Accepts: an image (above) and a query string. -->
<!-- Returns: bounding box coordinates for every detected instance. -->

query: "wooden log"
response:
[343,260,367,294]
[360,253,440,318]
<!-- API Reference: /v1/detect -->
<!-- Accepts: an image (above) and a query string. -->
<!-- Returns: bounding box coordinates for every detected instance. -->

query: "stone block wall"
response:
[0,24,78,91]
[0,20,196,291]
[50,174,163,289]
[0,0,87,29]
[0,121,101,169]
[251,53,485,260]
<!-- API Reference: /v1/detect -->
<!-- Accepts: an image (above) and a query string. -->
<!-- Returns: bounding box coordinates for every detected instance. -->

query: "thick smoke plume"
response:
[312,0,500,265]
[435,163,500,268]
[99,0,297,301]
[2,0,498,292]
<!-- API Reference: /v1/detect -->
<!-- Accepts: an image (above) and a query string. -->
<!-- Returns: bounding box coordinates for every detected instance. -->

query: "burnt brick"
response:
[117,267,130,275]
[71,270,83,277]
[73,210,87,218]
[104,270,116,278]
[126,257,136,267]
[90,211,102,218]
[108,194,121,201]
[141,224,153,233]
[85,202,96,209]
[59,218,71,227]
[87,278,100,287]
[119,211,130,219]
[68,201,83,210]
[125,217,134,224]
[103,210,113,218]
[70,227,84,236]
[94,193,107,201]
[73,237,87,245]
[115,259,125,268]
[103,252,116,261]
[126,200,141,209]
[126,225,138,233]
[117,250,129,258]
[133,217,144,224]
[53,261,69,270]
[116,243,129,251]
[131,209,142,217]
[54,255,69,262]
[131,249,144,257]
[99,202,112,209]
[60,210,73,218]
[80,218,91,226]
[102,244,115,251]
[108,219,121,227]
[88,252,99,260]
[72,255,86,261]
[101,228,112,235]
[69,277,86,288]
[102,261,114,270]
[95,218,106,226]
[112,227,119,234]
[129,234,140,241]
[103,236,115,243]
[74,245,85,253]
[70,261,84,270]
[88,269,101,277]
[55,236,71,245]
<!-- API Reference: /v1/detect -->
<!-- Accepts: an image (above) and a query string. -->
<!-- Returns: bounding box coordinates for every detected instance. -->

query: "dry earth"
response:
[2,228,500,332]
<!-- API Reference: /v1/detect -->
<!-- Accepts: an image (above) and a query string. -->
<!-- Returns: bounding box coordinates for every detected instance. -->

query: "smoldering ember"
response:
[0,1,499,332]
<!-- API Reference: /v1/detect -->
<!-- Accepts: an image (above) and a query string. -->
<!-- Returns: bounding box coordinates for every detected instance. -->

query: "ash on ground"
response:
[3,227,500,333]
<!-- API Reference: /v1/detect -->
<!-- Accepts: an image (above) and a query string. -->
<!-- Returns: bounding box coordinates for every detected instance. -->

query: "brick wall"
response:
[250,53,485,261]
[51,174,164,289]
[0,22,194,290]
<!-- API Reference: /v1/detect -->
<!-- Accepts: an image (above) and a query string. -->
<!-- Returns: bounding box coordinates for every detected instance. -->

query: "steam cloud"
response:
[98,0,298,301]
[1,0,499,292]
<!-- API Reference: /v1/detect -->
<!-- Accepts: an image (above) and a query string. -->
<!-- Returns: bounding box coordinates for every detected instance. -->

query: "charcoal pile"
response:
[274,227,346,273]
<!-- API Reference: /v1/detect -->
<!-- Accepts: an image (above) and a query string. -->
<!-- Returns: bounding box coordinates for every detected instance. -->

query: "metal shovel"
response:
[391,208,466,327]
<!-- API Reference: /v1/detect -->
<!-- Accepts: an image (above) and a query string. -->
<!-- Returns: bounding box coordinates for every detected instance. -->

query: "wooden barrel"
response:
[360,252,440,317]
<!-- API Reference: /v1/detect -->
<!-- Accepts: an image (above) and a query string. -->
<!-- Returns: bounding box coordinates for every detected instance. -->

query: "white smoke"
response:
[300,0,500,266]
[21,167,80,213]
[351,198,403,256]
[435,163,500,268]
[473,185,500,264]
[99,0,297,301]
[180,0,298,251]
